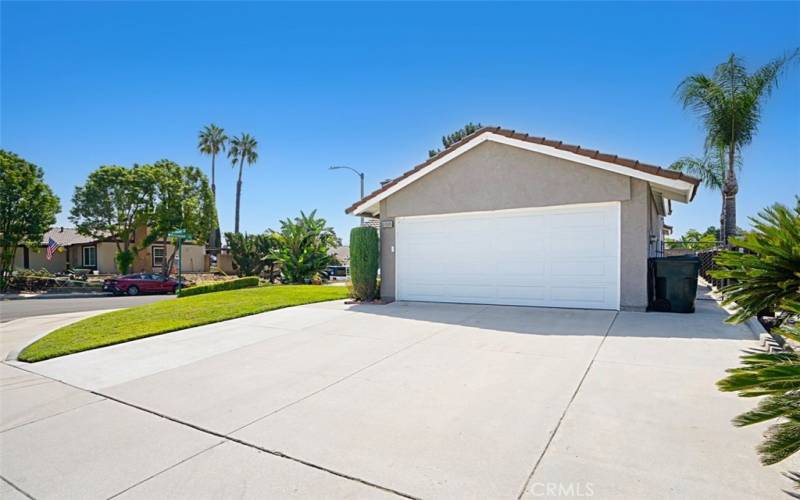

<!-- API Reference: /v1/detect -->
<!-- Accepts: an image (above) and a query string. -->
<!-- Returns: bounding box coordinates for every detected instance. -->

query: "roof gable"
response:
[346,127,699,217]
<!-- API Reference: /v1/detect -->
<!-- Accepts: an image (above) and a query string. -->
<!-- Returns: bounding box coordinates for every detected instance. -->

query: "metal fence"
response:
[696,249,725,289]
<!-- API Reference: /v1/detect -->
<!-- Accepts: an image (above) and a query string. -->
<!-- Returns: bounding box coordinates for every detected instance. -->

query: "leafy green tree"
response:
[350,226,379,301]
[428,122,483,157]
[269,210,339,283]
[676,50,799,243]
[71,161,216,276]
[714,200,800,468]
[223,231,274,277]
[0,151,61,291]
[142,160,217,275]
[70,165,154,274]
[198,123,228,250]
[665,226,720,250]
[228,133,258,234]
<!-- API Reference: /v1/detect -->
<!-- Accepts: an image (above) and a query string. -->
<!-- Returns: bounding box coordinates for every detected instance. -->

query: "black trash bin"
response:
[648,255,701,313]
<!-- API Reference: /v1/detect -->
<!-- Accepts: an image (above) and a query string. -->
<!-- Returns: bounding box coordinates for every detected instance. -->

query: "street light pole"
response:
[329,165,365,225]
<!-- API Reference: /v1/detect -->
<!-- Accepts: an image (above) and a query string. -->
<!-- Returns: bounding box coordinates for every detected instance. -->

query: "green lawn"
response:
[18,285,350,363]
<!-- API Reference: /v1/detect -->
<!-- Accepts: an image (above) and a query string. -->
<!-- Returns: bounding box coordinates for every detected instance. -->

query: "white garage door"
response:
[395,203,620,310]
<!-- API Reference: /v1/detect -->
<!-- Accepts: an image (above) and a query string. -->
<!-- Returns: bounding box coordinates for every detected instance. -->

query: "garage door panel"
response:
[550,286,609,305]
[550,259,615,278]
[396,203,620,310]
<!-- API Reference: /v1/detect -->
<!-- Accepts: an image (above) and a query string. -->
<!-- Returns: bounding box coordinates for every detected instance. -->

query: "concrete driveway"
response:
[2,294,797,499]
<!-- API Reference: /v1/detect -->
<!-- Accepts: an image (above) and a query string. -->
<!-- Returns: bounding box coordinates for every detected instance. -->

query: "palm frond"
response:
[678,50,799,153]
[782,471,800,499]
[759,421,800,465]
[669,152,725,192]
[733,392,800,426]
[198,123,228,155]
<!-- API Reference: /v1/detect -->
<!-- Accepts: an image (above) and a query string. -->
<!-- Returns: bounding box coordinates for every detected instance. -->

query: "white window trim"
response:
[152,245,166,268]
[82,245,97,268]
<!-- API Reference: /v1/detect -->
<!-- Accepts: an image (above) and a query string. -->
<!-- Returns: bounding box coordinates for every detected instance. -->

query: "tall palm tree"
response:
[197,124,228,197]
[228,133,258,234]
[197,124,228,250]
[670,146,733,243]
[676,49,798,243]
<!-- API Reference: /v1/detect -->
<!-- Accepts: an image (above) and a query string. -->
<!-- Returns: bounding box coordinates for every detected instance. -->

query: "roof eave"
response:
[345,127,701,216]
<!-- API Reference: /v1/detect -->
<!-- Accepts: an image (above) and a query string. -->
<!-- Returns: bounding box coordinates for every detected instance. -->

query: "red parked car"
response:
[103,273,179,296]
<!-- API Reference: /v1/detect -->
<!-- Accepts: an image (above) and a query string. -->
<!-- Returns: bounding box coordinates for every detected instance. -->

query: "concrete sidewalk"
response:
[2,298,797,499]
[0,310,117,361]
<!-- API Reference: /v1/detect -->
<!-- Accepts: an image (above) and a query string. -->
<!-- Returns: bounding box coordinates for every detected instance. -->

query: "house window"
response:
[82,246,97,267]
[152,246,166,268]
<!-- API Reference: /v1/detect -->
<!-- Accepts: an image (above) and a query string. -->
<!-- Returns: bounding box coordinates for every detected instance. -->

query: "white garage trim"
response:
[395,202,621,310]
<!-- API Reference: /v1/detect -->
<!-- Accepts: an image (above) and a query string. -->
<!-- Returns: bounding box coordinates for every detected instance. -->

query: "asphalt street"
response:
[0,295,174,323]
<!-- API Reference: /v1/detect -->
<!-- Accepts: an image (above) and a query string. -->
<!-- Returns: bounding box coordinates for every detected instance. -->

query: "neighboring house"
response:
[345,127,699,311]
[15,227,208,275]
[331,246,350,266]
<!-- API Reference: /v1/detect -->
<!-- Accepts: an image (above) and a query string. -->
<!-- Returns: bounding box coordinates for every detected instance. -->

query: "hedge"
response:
[350,226,379,301]
[177,276,260,298]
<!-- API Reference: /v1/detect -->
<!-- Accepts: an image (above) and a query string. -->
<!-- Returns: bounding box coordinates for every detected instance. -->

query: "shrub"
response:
[715,199,800,466]
[115,249,135,275]
[177,276,259,298]
[350,226,379,301]
[711,199,800,324]
[269,210,339,283]
[15,267,54,278]
[224,232,274,277]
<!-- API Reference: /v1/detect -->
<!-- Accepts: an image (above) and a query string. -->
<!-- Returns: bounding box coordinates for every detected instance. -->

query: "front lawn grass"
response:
[18,285,349,363]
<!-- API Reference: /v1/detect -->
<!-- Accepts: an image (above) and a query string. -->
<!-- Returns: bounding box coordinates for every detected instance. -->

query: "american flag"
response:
[46,237,61,260]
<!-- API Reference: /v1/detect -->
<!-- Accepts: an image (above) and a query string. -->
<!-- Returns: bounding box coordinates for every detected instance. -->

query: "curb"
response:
[0,292,110,301]
[2,308,121,362]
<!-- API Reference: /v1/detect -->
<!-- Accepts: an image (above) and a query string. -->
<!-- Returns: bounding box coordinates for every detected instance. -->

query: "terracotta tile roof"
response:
[346,126,700,215]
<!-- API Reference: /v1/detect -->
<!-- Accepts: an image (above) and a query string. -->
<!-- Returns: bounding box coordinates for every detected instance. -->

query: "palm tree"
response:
[676,49,798,243]
[197,124,228,197]
[197,124,228,250]
[227,133,258,234]
[670,146,732,243]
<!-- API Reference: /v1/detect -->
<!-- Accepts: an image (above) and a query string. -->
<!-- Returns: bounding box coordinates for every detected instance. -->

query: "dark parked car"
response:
[103,273,179,296]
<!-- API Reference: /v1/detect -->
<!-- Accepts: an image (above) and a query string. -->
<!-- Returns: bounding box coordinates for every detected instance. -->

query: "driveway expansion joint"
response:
[1,475,35,500]
[515,311,619,500]
[106,441,226,499]
[92,390,420,499]
[3,361,418,498]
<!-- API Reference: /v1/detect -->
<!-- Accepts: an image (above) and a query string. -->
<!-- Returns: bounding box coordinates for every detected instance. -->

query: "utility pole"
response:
[329,165,365,225]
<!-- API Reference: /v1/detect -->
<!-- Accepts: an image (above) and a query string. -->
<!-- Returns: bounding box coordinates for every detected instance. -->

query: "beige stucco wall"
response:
[377,141,652,310]
[13,247,67,273]
[620,179,650,309]
[174,244,206,272]
[96,242,118,274]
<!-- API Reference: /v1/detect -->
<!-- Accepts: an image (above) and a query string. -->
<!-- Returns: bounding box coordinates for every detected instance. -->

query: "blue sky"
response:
[2,1,798,243]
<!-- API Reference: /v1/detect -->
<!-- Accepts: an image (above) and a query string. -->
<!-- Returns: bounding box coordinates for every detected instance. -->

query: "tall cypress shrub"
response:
[350,226,379,301]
